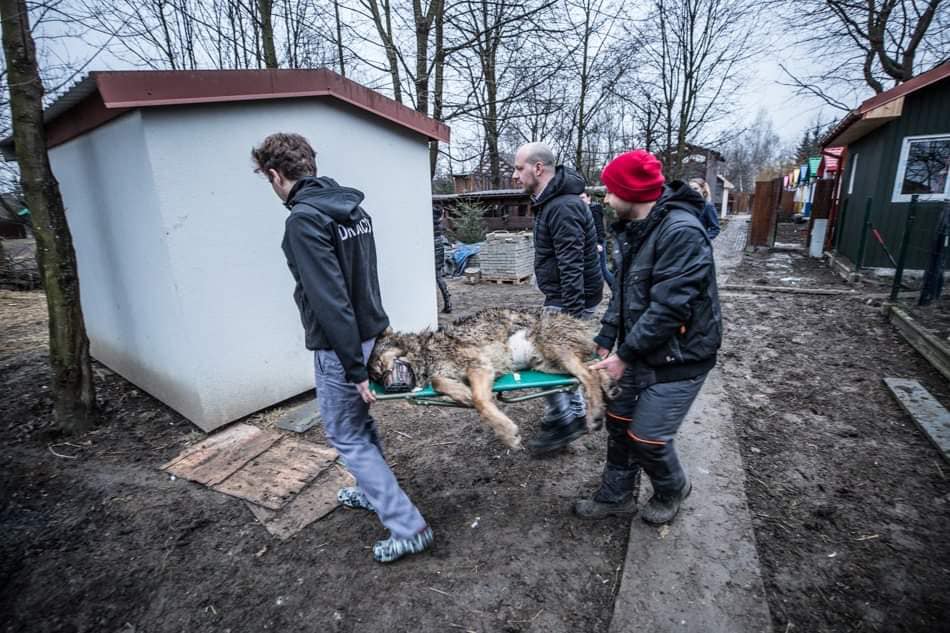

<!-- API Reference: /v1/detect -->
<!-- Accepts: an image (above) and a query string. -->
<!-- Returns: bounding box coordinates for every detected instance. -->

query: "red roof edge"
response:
[52,69,450,148]
[856,61,950,115]
[821,61,950,148]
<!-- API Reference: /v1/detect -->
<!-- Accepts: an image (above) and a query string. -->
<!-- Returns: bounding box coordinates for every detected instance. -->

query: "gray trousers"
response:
[541,305,595,427]
[315,339,427,539]
[599,371,708,499]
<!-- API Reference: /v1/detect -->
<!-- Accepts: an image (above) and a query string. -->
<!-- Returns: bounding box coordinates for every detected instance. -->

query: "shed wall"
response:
[49,111,205,417]
[837,82,950,269]
[49,98,437,430]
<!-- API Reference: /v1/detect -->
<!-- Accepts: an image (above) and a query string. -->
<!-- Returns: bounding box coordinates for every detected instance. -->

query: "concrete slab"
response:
[276,399,322,433]
[884,377,950,463]
[608,368,773,633]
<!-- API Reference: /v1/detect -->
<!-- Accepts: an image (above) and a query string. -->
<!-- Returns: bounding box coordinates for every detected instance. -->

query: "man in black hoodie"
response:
[512,142,603,454]
[578,149,721,526]
[252,133,432,563]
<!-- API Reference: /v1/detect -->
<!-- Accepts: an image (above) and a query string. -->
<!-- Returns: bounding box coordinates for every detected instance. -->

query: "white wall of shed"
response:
[140,99,437,428]
[48,111,205,419]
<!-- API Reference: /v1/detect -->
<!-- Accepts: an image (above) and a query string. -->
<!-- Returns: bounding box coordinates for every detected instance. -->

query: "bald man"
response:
[512,142,603,454]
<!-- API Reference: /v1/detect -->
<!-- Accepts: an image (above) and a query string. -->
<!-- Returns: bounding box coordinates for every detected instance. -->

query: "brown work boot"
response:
[574,467,641,519]
[527,416,587,455]
[574,495,638,519]
[641,479,692,525]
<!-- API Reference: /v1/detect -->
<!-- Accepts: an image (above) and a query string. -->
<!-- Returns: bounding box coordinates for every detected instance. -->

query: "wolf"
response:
[368,308,614,450]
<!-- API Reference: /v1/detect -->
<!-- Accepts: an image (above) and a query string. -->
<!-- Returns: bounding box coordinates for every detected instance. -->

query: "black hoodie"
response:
[532,166,603,315]
[595,181,721,385]
[281,176,389,383]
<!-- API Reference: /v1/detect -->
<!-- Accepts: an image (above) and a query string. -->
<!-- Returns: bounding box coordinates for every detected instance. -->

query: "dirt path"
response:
[722,248,950,633]
[0,282,627,633]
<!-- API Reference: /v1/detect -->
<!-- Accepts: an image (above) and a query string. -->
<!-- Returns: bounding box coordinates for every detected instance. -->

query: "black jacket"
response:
[594,181,721,386]
[589,202,607,244]
[281,177,390,383]
[700,201,721,239]
[532,167,603,315]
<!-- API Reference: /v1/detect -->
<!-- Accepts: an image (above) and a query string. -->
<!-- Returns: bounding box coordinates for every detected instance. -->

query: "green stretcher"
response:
[370,370,579,408]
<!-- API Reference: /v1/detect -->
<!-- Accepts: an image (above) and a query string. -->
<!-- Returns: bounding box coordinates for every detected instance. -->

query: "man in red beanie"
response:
[577,149,722,525]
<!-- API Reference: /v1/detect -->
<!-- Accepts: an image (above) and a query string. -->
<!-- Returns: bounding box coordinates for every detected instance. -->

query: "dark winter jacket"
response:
[700,201,721,239]
[589,202,607,244]
[594,181,721,386]
[532,167,603,316]
[281,176,390,383]
[433,207,446,272]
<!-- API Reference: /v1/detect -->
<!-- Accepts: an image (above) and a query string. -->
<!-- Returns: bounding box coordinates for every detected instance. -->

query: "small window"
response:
[847,153,859,195]
[892,134,950,202]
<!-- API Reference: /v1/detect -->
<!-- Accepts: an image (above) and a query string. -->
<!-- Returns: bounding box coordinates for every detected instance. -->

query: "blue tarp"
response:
[451,243,482,276]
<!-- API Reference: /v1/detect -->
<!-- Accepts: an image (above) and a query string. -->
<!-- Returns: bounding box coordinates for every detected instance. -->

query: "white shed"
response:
[11,69,450,431]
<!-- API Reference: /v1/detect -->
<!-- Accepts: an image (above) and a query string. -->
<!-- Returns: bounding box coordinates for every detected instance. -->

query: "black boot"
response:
[574,468,641,519]
[526,416,587,455]
[441,299,452,314]
[641,478,692,525]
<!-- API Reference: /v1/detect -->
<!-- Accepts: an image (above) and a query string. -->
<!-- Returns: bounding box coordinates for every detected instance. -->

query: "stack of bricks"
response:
[479,231,534,283]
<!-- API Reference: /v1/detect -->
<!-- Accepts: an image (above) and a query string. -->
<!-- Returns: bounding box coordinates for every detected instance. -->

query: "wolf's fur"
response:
[369,308,613,450]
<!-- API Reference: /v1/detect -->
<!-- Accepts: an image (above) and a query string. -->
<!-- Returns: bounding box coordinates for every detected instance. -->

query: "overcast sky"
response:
[36,11,871,152]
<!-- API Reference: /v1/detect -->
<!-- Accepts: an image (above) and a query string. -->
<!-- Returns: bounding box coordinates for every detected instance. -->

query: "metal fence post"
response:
[833,197,849,254]
[890,194,919,302]
[855,197,873,270]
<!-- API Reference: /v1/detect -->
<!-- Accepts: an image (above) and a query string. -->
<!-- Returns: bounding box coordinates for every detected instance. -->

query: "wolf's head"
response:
[368,330,431,393]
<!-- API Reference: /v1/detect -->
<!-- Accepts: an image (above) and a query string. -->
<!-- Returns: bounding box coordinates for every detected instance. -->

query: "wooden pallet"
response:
[482,274,532,285]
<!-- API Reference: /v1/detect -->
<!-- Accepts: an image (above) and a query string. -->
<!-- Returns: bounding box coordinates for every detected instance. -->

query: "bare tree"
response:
[561,0,625,177]
[1,0,96,431]
[447,0,562,186]
[626,0,758,179]
[258,0,279,67]
[721,109,787,192]
[777,0,948,102]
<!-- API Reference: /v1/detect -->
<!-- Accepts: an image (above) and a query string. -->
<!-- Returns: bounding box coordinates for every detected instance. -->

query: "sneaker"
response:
[337,487,375,512]
[573,495,638,519]
[373,526,434,563]
[527,416,587,455]
[641,479,692,525]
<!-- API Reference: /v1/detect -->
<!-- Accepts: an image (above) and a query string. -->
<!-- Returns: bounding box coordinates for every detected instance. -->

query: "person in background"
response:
[433,206,452,313]
[688,178,721,240]
[580,191,614,288]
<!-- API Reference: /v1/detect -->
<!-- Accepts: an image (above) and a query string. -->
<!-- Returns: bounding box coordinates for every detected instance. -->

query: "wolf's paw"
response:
[504,435,524,451]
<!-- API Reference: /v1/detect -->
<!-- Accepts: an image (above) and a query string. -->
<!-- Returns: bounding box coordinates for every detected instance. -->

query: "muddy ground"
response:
[3,242,950,633]
[724,242,950,633]
[0,280,628,633]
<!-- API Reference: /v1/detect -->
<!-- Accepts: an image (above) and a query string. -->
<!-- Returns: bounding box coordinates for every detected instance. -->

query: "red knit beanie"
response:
[600,150,665,203]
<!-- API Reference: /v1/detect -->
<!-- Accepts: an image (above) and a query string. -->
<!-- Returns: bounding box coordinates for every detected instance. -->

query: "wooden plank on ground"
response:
[884,378,950,463]
[888,306,950,382]
[161,423,281,486]
[246,465,355,540]
[720,284,854,296]
[213,439,338,509]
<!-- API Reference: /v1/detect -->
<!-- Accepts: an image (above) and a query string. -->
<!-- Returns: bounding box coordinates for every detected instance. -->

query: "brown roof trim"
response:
[856,61,950,115]
[4,69,449,155]
[822,61,950,147]
[46,89,131,150]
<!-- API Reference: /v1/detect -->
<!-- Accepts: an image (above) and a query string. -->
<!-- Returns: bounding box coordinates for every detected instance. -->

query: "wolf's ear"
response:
[380,327,394,339]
